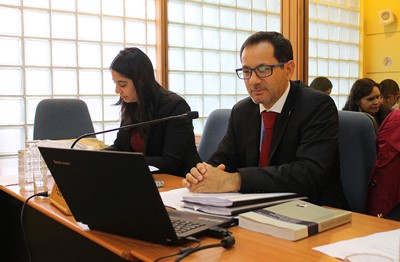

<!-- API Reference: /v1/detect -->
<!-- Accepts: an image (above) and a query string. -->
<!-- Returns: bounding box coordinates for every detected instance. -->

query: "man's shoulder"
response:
[235,96,254,106]
[293,81,323,95]
[228,97,258,121]
[285,81,338,121]
[293,81,335,104]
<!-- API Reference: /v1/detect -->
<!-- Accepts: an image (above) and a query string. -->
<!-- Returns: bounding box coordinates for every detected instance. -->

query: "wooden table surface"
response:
[2,172,400,261]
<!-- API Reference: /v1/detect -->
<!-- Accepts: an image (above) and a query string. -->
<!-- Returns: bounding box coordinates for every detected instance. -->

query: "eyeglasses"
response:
[236,62,286,80]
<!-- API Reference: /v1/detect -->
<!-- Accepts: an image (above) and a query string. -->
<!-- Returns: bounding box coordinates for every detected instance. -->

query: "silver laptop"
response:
[39,147,235,245]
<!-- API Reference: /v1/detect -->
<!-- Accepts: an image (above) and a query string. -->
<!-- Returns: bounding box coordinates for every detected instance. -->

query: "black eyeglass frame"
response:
[235,62,287,80]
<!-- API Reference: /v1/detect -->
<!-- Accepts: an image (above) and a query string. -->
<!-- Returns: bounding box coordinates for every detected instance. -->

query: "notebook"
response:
[38,147,235,245]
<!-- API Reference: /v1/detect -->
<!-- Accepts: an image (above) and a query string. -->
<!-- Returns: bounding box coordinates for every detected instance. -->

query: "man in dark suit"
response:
[183,31,348,209]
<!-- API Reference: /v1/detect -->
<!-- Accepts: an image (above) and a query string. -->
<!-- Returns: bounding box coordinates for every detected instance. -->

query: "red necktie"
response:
[260,111,278,167]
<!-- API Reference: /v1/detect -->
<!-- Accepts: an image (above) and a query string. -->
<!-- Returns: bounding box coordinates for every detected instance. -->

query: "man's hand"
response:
[182,162,241,193]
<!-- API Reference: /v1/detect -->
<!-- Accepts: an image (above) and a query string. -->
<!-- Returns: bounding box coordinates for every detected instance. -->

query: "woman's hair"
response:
[310,77,332,93]
[342,78,380,111]
[110,47,166,124]
[239,31,293,63]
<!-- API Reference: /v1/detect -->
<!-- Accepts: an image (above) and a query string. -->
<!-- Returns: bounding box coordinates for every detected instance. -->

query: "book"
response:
[182,191,299,207]
[238,200,352,241]
[160,188,305,217]
[182,197,307,216]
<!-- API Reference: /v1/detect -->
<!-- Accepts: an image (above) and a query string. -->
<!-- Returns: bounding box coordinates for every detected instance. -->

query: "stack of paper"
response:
[160,188,305,216]
[37,138,106,150]
[313,229,400,260]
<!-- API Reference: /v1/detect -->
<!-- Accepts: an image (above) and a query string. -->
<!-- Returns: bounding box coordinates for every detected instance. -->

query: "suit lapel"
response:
[269,81,299,160]
[239,100,262,166]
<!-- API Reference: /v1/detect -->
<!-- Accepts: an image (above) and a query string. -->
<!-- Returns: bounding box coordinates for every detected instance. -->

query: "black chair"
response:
[197,109,231,162]
[33,98,95,140]
[338,110,377,213]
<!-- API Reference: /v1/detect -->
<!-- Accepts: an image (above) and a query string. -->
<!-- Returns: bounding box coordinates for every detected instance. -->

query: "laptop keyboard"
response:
[171,218,206,234]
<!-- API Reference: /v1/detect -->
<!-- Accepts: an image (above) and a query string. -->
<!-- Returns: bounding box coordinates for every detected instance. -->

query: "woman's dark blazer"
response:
[106,91,200,177]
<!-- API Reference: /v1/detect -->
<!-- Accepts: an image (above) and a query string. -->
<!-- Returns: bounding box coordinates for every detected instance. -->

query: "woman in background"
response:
[380,78,399,109]
[342,78,392,126]
[105,47,200,177]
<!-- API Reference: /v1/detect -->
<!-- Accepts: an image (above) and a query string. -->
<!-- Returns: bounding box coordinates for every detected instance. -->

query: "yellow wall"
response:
[363,0,400,84]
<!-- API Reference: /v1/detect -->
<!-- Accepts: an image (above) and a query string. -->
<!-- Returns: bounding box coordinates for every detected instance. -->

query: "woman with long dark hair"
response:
[106,47,200,177]
[342,78,392,126]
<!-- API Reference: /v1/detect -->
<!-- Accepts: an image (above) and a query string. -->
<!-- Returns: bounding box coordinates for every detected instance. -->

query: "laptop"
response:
[38,147,235,245]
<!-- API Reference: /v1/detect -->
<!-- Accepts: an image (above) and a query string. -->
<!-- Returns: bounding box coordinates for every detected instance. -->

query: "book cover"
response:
[238,200,352,241]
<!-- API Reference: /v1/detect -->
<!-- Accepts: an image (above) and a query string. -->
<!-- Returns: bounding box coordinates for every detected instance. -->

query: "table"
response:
[1,171,400,261]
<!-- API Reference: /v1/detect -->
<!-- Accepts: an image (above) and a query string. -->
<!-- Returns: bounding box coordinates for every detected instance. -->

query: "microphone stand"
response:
[70,111,198,149]
[47,111,199,216]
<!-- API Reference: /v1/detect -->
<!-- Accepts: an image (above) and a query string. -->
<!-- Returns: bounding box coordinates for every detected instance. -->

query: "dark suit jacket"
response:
[106,91,200,177]
[208,81,349,209]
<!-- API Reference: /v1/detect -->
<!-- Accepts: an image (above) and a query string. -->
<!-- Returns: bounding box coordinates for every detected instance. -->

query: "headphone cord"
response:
[154,227,235,261]
[174,243,223,262]
[20,191,49,262]
[174,232,235,262]
[154,237,200,262]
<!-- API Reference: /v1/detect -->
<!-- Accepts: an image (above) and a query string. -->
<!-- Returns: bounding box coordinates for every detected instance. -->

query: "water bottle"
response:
[25,140,48,195]
[18,149,34,191]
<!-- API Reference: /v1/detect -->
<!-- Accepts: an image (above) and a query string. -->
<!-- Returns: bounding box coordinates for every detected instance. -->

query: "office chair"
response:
[197,109,231,162]
[362,112,379,135]
[33,98,95,140]
[338,110,377,214]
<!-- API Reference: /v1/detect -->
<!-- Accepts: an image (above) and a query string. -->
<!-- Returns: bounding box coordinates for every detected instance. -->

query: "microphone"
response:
[70,111,199,149]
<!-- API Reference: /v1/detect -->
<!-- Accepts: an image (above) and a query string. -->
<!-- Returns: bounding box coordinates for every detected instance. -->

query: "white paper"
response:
[313,229,400,261]
[160,188,300,218]
[182,190,296,207]
[160,188,239,218]
[37,140,94,150]
[0,167,19,186]
[160,188,190,210]
[76,222,91,231]
[0,174,19,186]
[149,166,159,172]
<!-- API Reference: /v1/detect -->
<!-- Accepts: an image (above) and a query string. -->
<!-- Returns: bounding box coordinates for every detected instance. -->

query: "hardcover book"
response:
[239,200,352,241]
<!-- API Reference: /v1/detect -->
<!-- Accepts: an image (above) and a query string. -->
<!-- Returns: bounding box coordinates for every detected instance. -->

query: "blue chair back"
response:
[338,110,377,213]
[198,109,231,162]
[33,99,95,140]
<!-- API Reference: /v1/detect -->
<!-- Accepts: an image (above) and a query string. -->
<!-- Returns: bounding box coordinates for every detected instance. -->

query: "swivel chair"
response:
[33,98,95,140]
[338,110,377,213]
[197,109,231,162]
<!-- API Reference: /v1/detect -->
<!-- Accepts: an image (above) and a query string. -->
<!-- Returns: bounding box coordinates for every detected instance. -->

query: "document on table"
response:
[149,166,159,172]
[160,188,189,211]
[37,139,94,150]
[0,167,18,186]
[0,174,19,186]
[159,188,300,218]
[160,188,241,219]
[313,229,400,261]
